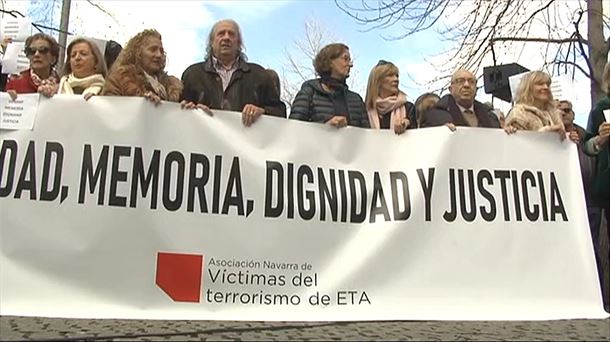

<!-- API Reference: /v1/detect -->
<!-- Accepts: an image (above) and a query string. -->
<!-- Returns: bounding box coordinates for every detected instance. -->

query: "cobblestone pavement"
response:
[1,316,609,341]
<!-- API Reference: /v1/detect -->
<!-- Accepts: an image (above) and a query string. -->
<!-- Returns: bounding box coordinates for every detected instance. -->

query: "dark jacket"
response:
[420,94,500,128]
[585,96,610,206]
[572,124,597,205]
[289,79,370,128]
[375,102,417,130]
[181,57,286,118]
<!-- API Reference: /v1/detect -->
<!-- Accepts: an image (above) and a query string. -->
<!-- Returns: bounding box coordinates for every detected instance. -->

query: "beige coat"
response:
[102,65,182,102]
[505,103,563,131]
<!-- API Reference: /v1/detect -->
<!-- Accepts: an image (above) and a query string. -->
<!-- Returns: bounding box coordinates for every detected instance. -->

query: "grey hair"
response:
[205,19,247,61]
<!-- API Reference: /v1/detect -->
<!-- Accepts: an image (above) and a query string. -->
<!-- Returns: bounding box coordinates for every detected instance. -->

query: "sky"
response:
[1,0,608,126]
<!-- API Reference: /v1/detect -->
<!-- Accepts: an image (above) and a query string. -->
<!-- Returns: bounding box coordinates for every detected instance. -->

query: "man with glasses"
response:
[420,69,500,129]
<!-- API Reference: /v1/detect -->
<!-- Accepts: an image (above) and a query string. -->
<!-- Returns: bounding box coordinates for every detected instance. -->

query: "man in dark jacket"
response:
[181,19,286,126]
[420,69,500,129]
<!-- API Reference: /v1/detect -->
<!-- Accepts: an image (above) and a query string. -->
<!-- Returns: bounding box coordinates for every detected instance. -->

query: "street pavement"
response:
[1,316,609,341]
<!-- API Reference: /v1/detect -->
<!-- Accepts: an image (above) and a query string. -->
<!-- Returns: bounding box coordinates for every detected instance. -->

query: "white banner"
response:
[0,95,607,321]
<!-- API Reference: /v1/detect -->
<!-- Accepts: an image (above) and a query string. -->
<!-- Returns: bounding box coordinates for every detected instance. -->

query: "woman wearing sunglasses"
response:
[289,43,369,128]
[365,60,415,134]
[6,33,60,100]
[38,38,107,101]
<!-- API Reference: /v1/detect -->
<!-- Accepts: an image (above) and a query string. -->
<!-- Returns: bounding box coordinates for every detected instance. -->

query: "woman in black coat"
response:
[289,43,369,129]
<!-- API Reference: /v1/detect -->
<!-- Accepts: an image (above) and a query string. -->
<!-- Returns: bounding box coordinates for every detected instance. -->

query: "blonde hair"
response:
[62,38,107,77]
[111,29,163,75]
[365,61,399,110]
[514,71,554,111]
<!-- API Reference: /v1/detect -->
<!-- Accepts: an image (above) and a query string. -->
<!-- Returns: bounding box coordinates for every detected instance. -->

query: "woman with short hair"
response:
[289,43,369,128]
[102,29,182,104]
[5,33,60,99]
[38,37,107,100]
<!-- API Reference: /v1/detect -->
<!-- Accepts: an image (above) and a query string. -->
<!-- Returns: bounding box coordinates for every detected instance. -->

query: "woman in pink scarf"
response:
[365,60,411,134]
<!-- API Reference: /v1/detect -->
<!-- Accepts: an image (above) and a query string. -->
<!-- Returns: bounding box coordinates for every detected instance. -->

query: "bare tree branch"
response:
[491,37,585,44]
[336,0,609,104]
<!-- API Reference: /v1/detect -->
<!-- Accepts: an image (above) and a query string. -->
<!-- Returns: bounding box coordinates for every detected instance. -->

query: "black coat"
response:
[420,94,500,128]
[289,79,369,128]
[181,57,286,118]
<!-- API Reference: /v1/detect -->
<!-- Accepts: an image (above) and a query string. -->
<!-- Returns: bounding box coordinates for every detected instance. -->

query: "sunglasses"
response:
[560,108,573,114]
[377,59,391,66]
[25,46,51,57]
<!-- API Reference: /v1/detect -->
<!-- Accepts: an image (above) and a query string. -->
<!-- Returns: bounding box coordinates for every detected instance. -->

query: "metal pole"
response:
[57,0,71,71]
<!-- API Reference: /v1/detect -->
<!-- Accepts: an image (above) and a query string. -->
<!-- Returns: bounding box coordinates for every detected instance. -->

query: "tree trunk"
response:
[58,0,72,71]
[587,0,607,106]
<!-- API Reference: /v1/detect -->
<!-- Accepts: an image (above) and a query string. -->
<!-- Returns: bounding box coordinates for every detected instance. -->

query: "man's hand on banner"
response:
[180,100,213,116]
[568,130,580,144]
[242,104,264,127]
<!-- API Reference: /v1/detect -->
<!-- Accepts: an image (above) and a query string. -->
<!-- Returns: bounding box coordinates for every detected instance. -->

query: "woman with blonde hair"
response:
[505,71,565,140]
[103,29,182,104]
[38,37,107,100]
[364,60,413,134]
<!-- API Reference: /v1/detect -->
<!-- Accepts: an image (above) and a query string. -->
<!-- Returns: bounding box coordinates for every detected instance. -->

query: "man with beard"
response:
[420,69,500,129]
[181,19,286,126]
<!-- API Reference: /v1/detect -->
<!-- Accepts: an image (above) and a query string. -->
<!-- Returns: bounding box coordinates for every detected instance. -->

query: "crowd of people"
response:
[1,18,609,309]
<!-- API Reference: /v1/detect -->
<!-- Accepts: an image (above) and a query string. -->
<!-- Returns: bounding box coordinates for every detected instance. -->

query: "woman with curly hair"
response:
[505,71,565,140]
[5,33,60,99]
[102,29,182,104]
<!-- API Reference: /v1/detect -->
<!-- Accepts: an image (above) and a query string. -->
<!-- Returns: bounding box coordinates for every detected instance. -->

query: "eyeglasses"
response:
[25,46,51,57]
[451,77,477,86]
[337,54,353,63]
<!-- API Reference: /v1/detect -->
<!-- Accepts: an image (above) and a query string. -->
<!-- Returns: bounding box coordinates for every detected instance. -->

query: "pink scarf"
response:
[367,92,407,130]
[30,68,58,87]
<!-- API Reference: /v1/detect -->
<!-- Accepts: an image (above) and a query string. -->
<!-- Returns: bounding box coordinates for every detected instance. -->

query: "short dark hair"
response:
[25,33,60,67]
[313,43,348,77]
[104,40,122,71]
